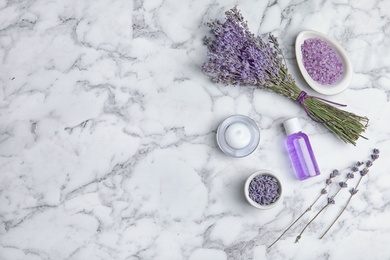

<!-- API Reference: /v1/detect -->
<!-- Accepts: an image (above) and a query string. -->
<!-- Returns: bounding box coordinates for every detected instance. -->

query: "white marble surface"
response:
[1,0,390,259]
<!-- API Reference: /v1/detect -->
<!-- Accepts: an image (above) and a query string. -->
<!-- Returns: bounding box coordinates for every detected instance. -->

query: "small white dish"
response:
[244,170,283,210]
[295,30,352,96]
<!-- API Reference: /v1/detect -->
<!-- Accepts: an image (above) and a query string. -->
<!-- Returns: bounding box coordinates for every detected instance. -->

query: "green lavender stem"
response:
[296,204,329,243]
[304,98,369,145]
[320,175,364,239]
[267,192,323,249]
[295,178,349,243]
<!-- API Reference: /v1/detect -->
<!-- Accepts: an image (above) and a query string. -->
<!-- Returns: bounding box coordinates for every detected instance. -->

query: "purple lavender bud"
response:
[326,179,332,185]
[349,188,359,195]
[371,154,380,160]
[327,197,335,204]
[339,182,348,188]
[373,148,380,154]
[321,188,327,194]
[351,166,359,172]
[346,173,354,179]
[360,168,369,176]
[356,161,364,166]
[330,169,339,178]
[366,160,373,167]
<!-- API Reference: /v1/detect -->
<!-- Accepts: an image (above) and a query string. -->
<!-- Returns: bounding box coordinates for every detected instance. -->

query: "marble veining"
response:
[1,0,390,259]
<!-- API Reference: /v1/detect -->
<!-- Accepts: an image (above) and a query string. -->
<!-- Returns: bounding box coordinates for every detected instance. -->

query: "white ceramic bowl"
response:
[295,30,352,96]
[244,170,283,209]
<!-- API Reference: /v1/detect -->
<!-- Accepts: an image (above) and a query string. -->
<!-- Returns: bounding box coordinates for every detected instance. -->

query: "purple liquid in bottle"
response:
[284,118,320,180]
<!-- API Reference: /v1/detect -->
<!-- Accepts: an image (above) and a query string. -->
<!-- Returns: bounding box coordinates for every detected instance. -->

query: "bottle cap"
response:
[284,117,302,136]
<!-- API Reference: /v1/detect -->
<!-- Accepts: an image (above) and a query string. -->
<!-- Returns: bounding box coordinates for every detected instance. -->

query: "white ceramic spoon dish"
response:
[295,30,352,96]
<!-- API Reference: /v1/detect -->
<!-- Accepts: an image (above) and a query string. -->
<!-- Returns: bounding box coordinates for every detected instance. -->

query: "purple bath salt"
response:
[301,37,344,85]
[248,174,280,205]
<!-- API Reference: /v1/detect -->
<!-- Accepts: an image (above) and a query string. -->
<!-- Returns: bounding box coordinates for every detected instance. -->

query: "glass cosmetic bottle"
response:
[283,118,320,180]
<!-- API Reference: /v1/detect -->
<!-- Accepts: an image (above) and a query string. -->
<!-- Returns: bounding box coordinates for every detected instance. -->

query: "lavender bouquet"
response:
[202,7,368,145]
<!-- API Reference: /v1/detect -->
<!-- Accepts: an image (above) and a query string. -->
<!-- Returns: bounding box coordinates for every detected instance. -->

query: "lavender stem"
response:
[320,175,364,239]
[267,192,323,249]
[294,177,350,242]
[295,204,329,243]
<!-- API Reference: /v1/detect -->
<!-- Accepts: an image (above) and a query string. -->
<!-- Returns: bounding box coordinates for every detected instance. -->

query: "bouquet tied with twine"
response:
[202,7,368,145]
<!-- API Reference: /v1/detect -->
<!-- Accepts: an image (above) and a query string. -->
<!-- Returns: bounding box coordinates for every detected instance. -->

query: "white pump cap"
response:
[283,117,302,136]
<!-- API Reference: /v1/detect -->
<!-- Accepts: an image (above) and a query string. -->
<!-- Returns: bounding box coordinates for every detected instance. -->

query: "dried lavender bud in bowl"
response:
[244,170,283,209]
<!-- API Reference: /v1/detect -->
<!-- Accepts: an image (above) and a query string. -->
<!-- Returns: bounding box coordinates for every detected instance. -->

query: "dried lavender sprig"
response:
[267,170,339,249]
[318,177,363,240]
[295,163,362,243]
[320,149,380,239]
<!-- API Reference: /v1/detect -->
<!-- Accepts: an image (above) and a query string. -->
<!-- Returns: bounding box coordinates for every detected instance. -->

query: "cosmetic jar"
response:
[216,115,260,158]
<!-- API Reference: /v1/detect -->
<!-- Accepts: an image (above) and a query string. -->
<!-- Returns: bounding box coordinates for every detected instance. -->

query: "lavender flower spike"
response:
[320,149,380,239]
[202,7,281,86]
